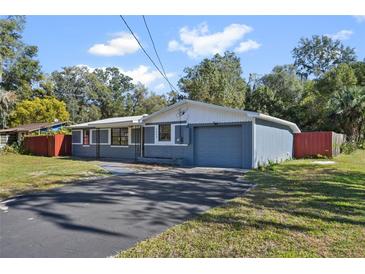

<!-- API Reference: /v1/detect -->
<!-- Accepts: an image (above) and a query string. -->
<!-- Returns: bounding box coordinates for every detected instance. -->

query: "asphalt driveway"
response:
[0,165,252,258]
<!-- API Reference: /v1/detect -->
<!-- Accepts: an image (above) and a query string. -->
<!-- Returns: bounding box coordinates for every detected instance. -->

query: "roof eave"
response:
[247,112,301,133]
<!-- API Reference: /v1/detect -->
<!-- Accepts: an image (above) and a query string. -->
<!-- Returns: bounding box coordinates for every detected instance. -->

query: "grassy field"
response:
[119,150,365,258]
[0,154,107,200]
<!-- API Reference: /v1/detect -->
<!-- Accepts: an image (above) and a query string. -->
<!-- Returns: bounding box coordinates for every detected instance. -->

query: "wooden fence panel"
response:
[24,134,71,157]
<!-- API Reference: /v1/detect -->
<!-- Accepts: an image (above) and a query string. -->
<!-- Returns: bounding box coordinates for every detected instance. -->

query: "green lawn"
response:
[0,154,107,200]
[119,150,365,258]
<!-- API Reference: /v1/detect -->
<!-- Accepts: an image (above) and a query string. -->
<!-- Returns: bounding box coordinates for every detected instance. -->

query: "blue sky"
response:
[22,15,365,94]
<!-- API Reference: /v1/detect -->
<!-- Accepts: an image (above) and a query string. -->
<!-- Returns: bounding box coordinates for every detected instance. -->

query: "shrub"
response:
[257,159,279,171]
[0,142,28,155]
[341,141,357,154]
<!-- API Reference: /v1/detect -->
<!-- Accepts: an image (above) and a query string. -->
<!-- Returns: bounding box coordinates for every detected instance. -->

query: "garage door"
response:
[194,125,242,168]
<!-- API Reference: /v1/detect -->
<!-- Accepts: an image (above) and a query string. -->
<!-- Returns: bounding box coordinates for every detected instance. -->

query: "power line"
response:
[142,15,176,93]
[142,16,167,78]
[119,15,178,93]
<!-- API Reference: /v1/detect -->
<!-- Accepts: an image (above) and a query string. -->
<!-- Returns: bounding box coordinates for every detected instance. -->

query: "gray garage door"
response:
[194,125,242,168]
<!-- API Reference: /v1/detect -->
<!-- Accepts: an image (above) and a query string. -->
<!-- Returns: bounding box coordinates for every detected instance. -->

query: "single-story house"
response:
[0,121,67,148]
[70,100,300,169]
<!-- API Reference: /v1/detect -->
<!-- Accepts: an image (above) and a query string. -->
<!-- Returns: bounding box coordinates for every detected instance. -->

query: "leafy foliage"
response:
[328,86,365,141]
[0,16,43,99]
[0,141,26,155]
[50,66,168,123]
[178,52,247,109]
[0,16,364,145]
[9,97,70,126]
[292,35,356,78]
[0,90,17,128]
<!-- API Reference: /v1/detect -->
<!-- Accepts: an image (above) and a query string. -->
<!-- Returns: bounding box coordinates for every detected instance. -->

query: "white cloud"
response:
[154,83,165,91]
[120,65,174,86]
[168,22,259,58]
[325,30,353,40]
[88,32,139,56]
[354,15,365,22]
[234,40,261,53]
[75,64,174,90]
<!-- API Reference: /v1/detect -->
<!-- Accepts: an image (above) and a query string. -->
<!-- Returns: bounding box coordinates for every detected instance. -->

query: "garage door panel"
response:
[194,126,242,168]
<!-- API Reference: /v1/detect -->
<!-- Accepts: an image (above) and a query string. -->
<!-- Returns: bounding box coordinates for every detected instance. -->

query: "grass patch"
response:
[0,154,108,200]
[118,150,365,257]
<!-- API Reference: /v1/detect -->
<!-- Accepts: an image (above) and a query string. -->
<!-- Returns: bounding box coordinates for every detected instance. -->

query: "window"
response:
[83,129,90,145]
[111,128,128,146]
[159,124,171,141]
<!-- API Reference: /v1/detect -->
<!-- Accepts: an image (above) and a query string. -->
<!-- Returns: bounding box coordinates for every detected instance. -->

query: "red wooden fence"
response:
[24,134,72,157]
[294,131,345,158]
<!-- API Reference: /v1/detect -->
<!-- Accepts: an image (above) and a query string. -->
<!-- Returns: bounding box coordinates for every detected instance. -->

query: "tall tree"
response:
[329,86,365,141]
[316,63,357,95]
[246,65,304,122]
[178,51,247,109]
[51,66,136,123]
[125,84,167,115]
[351,61,365,86]
[9,97,70,126]
[292,35,356,78]
[0,91,17,128]
[0,16,43,100]
[51,66,92,123]
[93,67,134,117]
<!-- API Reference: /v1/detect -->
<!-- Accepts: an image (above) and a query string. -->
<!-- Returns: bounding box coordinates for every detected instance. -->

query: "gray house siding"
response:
[143,145,188,161]
[253,118,293,168]
[143,123,192,163]
[100,145,138,160]
[72,144,96,158]
[242,122,253,169]
[144,127,155,144]
[72,128,138,160]
[175,125,190,144]
[72,118,294,169]
[143,122,252,168]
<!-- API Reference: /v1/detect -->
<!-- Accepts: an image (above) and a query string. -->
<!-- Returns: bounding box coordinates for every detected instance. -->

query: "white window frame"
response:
[158,123,172,143]
[90,129,110,145]
[71,129,83,145]
[128,127,142,146]
[110,127,129,147]
[82,128,91,147]
[144,123,188,146]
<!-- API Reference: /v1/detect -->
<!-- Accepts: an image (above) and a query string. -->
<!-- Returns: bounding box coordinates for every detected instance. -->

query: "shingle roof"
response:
[0,122,66,133]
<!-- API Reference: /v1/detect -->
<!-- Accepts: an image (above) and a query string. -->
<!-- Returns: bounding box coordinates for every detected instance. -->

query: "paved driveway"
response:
[0,166,251,258]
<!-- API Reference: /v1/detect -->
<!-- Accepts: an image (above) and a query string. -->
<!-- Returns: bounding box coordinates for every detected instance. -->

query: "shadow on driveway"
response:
[0,168,252,258]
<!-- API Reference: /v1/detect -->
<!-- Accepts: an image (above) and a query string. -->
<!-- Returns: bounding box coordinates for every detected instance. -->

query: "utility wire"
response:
[119,15,179,93]
[142,16,167,78]
[142,15,175,93]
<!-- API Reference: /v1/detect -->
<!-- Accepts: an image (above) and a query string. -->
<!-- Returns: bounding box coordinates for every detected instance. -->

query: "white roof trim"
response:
[245,112,301,133]
[69,115,147,129]
[143,99,301,133]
